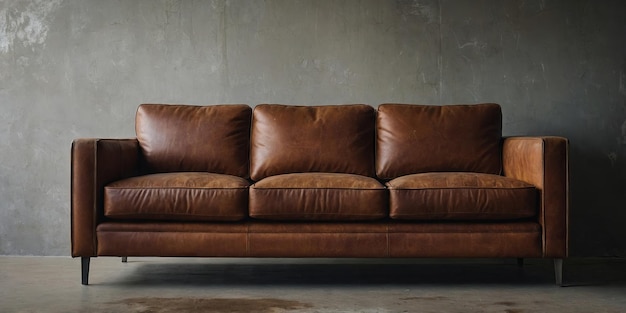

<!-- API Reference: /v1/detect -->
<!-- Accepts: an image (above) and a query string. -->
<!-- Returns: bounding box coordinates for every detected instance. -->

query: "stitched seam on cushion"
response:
[250,231,387,234]
[387,230,539,234]
[251,211,385,215]
[247,230,536,234]
[391,213,534,216]
[388,187,535,190]
[98,230,246,233]
[97,229,536,234]
[105,213,244,218]
[251,187,385,190]
[106,187,249,190]
[251,213,386,217]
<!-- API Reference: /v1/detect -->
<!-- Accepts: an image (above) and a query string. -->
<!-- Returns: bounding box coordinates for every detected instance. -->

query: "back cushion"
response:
[136,104,252,176]
[250,104,376,181]
[376,103,502,179]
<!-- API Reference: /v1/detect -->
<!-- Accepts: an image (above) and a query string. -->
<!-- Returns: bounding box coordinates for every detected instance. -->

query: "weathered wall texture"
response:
[0,0,625,256]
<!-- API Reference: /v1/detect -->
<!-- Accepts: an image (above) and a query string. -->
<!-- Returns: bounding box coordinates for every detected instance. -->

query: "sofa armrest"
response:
[71,138,140,257]
[502,136,569,258]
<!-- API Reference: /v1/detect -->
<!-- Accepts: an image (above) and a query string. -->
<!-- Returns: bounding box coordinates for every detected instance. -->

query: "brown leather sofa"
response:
[71,103,569,285]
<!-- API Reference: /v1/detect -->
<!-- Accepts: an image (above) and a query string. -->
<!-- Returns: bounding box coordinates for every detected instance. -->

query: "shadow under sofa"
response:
[71,103,568,285]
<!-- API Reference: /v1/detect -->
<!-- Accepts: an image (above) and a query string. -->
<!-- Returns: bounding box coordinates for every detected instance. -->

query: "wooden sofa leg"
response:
[81,257,90,285]
[554,258,564,286]
[122,257,128,263]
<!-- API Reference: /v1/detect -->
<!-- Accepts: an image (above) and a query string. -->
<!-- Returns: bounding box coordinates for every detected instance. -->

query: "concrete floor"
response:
[0,257,625,312]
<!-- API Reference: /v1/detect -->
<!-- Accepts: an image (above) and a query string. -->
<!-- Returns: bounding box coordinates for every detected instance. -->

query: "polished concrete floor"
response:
[1,257,625,312]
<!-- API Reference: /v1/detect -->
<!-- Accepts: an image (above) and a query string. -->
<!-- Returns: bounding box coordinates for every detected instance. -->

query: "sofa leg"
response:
[554,258,564,286]
[122,257,128,263]
[81,257,90,285]
[517,258,524,267]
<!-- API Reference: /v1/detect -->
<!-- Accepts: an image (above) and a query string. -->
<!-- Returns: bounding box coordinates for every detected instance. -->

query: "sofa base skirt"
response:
[96,221,542,258]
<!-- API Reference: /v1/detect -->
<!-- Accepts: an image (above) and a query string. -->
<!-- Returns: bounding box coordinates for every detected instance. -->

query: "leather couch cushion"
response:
[136,104,252,176]
[387,172,536,220]
[104,172,249,221]
[376,103,502,179]
[250,104,376,181]
[249,173,387,221]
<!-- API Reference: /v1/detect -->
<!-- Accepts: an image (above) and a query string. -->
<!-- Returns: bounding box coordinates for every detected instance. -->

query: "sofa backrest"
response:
[135,104,252,177]
[376,103,502,179]
[250,104,376,181]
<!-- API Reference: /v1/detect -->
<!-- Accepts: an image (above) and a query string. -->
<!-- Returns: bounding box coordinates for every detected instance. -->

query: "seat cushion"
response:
[387,172,537,220]
[376,103,502,179]
[249,173,388,221]
[250,104,376,181]
[104,172,250,221]
[136,104,252,176]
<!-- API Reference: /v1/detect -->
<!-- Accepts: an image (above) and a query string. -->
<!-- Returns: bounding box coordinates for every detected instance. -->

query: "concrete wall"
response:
[1,0,624,256]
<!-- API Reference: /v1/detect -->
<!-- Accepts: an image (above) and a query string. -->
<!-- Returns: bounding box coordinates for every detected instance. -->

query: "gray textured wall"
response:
[1,0,625,256]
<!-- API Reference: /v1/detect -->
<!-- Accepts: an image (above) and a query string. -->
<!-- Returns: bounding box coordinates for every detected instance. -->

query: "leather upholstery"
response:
[389,222,542,257]
[95,221,541,258]
[249,173,387,220]
[250,104,376,181]
[387,172,537,220]
[376,103,502,179]
[136,104,251,176]
[97,222,248,257]
[104,172,249,221]
[72,104,568,264]
[503,136,569,257]
[71,138,139,257]
[248,222,388,257]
